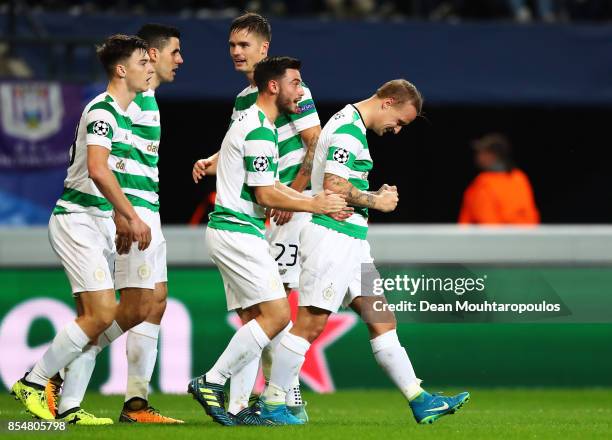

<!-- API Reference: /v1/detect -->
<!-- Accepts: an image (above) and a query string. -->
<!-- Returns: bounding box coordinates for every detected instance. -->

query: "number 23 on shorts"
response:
[274,242,298,267]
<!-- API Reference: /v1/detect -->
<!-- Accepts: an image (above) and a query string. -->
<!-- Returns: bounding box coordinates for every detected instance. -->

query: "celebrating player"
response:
[45,24,185,425]
[11,35,153,424]
[188,56,347,426]
[192,13,321,421]
[259,80,471,425]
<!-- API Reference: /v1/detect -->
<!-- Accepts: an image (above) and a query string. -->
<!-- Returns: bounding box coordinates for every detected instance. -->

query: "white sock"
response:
[26,321,90,386]
[97,320,124,350]
[263,333,310,405]
[206,319,270,386]
[268,325,304,407]
[286,374,303,406]
[58,344,102,414]
[370,330,423,401]
[125,322,160,402]
[262,322,293,382]
[227,323,295,414]
[228,356,259,415]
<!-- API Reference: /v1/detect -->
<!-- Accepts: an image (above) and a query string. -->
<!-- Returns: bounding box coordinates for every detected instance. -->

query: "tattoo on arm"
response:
[298,133,318,177]
[324,173,377,208]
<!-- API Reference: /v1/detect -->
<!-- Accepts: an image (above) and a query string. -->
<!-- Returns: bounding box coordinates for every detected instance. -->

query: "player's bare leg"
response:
[350,296,470,424]
[258,305,328,424]
[189,298,290,425]
[119,282,183,423]
[49,289,151,423]
[239,283,306,419]
[14,290,117,423]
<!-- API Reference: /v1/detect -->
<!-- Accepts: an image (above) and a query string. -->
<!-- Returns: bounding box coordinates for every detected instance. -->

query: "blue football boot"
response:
[409,391,470,424]
[230,406,275,426]
[260,401,305,425]
[188,375,236,426]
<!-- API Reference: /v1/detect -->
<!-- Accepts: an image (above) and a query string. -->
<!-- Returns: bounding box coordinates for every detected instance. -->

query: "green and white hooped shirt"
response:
[231,83,320,186]
[53,92,138,217]
[208,104,279,239]
[124,89,161,212]
[310,104,372,240]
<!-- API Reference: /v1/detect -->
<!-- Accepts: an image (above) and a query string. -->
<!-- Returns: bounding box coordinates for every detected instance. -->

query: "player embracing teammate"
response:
[192,12,470,427]
[192,13,324,423]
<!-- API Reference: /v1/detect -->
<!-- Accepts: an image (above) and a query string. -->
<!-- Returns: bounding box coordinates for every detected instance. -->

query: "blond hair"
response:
[376,79,423,114]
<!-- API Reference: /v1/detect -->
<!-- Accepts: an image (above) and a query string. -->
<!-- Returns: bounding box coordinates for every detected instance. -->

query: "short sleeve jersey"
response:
[231,83,320,186]
[53,92,134,217]
[208,104,279,239]
[310,104,372,240]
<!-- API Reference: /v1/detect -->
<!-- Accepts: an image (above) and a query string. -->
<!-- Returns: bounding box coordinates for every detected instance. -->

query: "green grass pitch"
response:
[2,389,611,439]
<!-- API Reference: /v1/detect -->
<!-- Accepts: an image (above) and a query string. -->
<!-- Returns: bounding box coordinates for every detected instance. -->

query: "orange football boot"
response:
[119,399,184,424]
[45,373,63,418]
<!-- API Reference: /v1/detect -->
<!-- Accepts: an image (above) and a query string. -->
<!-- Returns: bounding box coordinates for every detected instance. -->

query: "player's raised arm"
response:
[289,122,321,193]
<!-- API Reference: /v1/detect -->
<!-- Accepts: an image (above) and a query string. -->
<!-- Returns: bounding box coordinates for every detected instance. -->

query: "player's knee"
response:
[127,301,151,328]
[238,306,260,324]
[367,321,396,339]
[311,320,328,342]
[296,319,326,343]
[260,299,290,326]
[270,312,291,336]
[90,306,117,332]
[135,303,152,324]
[149,298,166,321]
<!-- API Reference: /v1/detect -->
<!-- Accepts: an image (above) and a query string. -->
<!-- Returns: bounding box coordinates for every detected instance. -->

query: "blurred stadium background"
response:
[1,0,612,401]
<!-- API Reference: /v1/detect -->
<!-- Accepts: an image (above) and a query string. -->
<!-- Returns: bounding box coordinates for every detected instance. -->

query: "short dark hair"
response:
[137,23,180,50]
[230,12,271,41]
[96,34,148,77]
[254,56,301,92]
[376,79,423,115]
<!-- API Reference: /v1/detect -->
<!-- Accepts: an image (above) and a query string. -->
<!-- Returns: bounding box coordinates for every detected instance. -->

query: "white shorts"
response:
[267,211,311,288]
[206,227,286,311]
[115,207,167,290]
[299,222,380,313]
[48,213,116,295]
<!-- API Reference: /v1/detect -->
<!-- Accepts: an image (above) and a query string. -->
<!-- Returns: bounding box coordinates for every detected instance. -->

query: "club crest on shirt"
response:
[138,264,151,280]
[323,284,335,301]
[269,276,281,291]
[94,268,106,282]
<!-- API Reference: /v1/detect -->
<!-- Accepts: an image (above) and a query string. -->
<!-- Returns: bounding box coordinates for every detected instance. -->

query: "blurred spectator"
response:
[6,0,612,21]
[458,133,540,225]
[506,0,559,22]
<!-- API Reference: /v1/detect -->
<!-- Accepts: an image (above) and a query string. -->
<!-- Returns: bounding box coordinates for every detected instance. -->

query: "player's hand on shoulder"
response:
[271,209,294,226]
[128,216,152,251]
[114,212,133,255]
[313,189,347,214]
[377,189,399,213]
